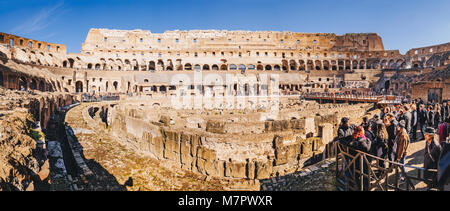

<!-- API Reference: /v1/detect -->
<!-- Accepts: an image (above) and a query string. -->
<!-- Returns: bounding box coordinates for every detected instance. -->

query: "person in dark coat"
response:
[426,105,435,128]
[434,104,442,128]
[399,105,412,135]
[424,127,443,180]
[418,104,427,140]
[338,117,355,139]
[411,104,418,142]
[386,114,398,162]
[374,120,389,168]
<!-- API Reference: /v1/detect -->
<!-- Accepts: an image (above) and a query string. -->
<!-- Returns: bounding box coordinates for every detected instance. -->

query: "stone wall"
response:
[79,102,373,181]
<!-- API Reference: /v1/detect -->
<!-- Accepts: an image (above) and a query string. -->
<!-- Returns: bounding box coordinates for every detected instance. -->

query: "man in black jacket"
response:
[386,114,399,162]
[424,127,443,180]
[418,104,427,140]
[426,105,435,128]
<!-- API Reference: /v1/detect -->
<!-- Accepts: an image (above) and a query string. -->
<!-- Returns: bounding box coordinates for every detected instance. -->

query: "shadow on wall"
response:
[65,124,129,191]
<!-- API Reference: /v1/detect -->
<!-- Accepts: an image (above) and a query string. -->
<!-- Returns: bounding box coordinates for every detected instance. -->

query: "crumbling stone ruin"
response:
[0,29,448,190]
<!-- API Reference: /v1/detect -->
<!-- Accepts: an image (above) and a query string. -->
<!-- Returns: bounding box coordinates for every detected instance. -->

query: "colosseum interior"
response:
[0,28,449,191]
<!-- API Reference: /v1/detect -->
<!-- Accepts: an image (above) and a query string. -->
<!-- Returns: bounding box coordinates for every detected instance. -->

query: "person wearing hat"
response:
[424,127,443,180]
[395,120,410,176]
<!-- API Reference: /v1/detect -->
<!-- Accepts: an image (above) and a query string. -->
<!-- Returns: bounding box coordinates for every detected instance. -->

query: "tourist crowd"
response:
[335,99,450,190]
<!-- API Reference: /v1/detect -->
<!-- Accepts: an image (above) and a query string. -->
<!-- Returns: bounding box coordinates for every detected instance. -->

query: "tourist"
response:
[426,105,435,128]
[418,104,428,140]
[386,114,398,162]
[395,120,410,178]
[399,105,412,136]
[374,120,389,168]
[424,127,443,180]
[434,104,442,128]
[350,126,371,190]
[439,117,450,146]
[411,104,418,142]
[442,102,448,122]
[338,117,355,139]
[446,102,450,121]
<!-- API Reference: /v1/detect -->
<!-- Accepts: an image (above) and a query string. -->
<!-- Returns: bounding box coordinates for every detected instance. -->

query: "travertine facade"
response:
[1,29,449,99]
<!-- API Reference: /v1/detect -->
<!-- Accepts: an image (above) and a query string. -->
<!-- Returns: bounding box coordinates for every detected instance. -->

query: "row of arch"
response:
[0,70,65,93]
[75,80,120,93]
[68,58,412,72]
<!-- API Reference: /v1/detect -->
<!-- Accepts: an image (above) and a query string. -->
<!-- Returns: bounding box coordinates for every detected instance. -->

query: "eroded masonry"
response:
[0,29,449,190]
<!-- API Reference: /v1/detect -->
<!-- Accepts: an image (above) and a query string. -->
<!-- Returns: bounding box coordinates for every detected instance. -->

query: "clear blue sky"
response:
[0,0,449,54]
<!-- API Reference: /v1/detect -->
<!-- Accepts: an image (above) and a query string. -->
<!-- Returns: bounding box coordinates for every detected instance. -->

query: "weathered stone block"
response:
[206,120,226,134]
[255,159,273,179]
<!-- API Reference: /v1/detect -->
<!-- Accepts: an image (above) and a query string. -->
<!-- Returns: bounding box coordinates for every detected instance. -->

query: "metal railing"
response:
[81,94,120,102]
[334,142,438,191]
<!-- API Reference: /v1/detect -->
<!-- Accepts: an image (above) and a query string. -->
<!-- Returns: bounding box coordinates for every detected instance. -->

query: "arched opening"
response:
[148,61,156,71]
[19,76,27,91]
[202,64,210,70]
[307,60,314,71]
[220,64,227,70]
[298,60,305,71]
[359,60,366,69]
[87,63,93,69]
[229,64,237,70]
[95,63,101,70]
[315,60,322,70]
[289,60,297,71]
[238,64,246,71]
[338,60,344,70]
[68,58,74,68]
[30,79,37,90]
[63,60,68,68]
[212,64,219,70]
[194,64,201,70]
[331,60,337,70]
[345,60,351,70]
[75,81,83,93]
[323,60,330,70]
[265,65,272,71]
[257,65,264,71]
[388,60,395,69]
[274,65,281,71]
[113,81,118,91]
[160,86,167,93]
[157,60,164,71]
[184,63,192,70]
[352,60,358,69]
[248,64,256,70]
[0,72,3,87]
[384,80,390,91]
[380,60,387,69]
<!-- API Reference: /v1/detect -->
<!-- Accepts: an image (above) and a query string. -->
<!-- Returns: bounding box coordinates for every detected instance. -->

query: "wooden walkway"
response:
[304,94,382,104]
[333,142,439,191]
